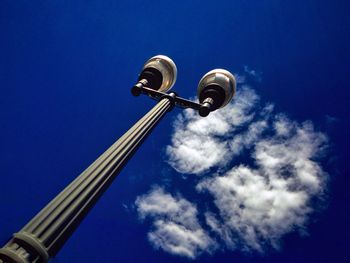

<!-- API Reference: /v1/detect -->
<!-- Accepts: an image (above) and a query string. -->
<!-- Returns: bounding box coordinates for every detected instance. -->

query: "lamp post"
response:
[0,55,236,263]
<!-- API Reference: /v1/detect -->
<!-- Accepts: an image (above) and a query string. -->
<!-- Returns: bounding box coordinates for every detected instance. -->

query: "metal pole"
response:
[0,97,173,263]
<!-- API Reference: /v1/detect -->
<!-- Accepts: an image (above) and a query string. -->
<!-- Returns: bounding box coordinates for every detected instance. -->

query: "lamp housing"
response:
[138,55,177,92]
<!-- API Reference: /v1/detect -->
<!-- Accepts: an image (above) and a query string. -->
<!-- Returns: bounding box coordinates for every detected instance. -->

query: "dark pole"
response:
[0,96,173,263]
[0,55,236,263]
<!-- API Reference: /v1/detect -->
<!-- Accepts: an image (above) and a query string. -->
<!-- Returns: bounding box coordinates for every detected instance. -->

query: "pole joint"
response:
[160,92,176,111]
[131,82,213,117]
[0,232,49,263]
[13,233,49,263]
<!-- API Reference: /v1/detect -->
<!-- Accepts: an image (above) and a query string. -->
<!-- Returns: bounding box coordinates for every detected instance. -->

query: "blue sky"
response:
[0,1,349,262]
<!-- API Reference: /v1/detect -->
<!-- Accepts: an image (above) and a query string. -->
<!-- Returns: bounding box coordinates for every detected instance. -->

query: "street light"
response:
[0,55,236,263]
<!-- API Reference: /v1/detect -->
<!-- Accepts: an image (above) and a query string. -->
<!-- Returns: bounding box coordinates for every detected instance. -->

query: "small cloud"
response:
[135,187,216,259]
[166,87,260,175]
[325,115,338,125]
[234,73,246,84]
[122,203,129,211]
[273,114,294,137]
[244,66,262,82]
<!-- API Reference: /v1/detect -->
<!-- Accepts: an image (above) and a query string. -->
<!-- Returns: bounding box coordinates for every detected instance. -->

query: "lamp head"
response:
[138,55,177,92]
[197,69,236,111]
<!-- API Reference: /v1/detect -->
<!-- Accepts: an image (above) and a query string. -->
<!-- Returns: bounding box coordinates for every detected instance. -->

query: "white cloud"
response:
[197,117,327,252]
[135,187,216,259]
[228,114,270,156]
[166,87,259,175]
[256,118,327,194]
[136,75,328,259]
[244,66,262,82]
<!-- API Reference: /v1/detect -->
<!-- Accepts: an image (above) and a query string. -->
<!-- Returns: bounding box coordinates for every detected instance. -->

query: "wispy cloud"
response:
[166,87,259,175]
[244,66,262,82]
[135,75,328,259]
[135,187,216,259]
